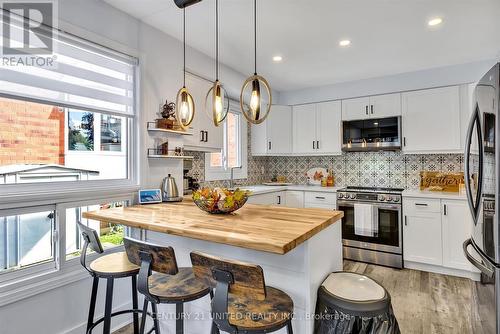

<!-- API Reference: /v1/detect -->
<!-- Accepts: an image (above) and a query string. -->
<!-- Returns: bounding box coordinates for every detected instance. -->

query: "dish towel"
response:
[354,203,378,237]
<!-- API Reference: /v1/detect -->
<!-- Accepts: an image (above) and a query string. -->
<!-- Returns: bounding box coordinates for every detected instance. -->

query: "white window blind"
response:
[0,9,137,117]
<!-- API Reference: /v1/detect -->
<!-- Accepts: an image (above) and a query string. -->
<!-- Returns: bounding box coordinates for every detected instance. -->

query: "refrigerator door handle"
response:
[464,103,484,224]
[463,238,494,278]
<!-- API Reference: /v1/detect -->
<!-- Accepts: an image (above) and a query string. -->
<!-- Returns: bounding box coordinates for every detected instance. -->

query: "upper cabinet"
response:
[402,86,461,154]
[342,93,401,121]
[293,101,342,155]
[183,74,224,152]
[251,105,292,155]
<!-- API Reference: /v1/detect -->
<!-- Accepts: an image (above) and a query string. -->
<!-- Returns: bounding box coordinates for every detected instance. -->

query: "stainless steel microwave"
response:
[342,116,402,152]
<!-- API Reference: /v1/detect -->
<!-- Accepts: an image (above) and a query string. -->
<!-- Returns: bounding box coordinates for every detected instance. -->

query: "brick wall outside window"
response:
[0,97,65,166]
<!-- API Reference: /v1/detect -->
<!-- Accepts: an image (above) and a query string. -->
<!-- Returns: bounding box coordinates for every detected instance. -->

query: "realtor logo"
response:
[1,1,55,55]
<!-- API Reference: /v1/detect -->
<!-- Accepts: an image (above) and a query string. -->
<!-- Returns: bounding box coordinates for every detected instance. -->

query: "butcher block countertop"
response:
[83,199,343,254]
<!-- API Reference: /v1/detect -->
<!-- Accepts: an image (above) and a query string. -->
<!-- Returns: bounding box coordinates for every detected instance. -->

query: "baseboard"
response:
[405,261,481,281]
[63,301,133,334]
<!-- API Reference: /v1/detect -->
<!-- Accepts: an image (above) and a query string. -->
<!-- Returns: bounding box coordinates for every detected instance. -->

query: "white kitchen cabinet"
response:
[442,200,473,271]
[341,93,401,121]
[316,101,342,154]
[293,102,342,155]
[251,105,292,155]
[285,191,304,208]
[402,86,461,153]
[293,104,317,154]
[403,198,443,266]
[304,192,336,210]
[341,97,370,121]
[247,191,285,206]
[369,93,402,118]
[183,74,223,152]
[403,196,477,277]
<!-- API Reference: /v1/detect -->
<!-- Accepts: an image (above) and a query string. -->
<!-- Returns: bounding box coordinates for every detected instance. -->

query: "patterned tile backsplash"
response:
[185,132,464,190]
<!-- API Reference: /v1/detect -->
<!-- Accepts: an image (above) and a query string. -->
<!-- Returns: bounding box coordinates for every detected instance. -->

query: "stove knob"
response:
[338,193,344,199]
[378,195,386,201]
[393,197,400,203]
[350,193,356,199]
[386,196,393,202]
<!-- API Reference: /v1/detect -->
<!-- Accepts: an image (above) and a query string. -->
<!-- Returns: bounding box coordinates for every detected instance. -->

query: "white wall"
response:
[0,0,253,333]
[278,59,498,105]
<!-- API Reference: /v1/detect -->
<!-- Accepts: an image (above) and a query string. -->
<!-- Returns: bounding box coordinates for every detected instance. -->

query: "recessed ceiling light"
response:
[428,17,443,26]
[339,40,351,47]
[272,56,283,62]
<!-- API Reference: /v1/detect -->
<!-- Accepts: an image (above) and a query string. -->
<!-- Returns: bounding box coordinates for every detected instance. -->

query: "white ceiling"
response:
[103,0,500,92]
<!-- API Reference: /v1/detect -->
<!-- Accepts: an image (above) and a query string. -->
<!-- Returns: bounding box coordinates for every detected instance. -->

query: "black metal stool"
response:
[314,271,400,334]
[123,237,212,334]
[190,251,294,334]
[77,221,141,334]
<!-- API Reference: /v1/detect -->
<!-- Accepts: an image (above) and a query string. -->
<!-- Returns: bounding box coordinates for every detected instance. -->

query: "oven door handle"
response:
[463,238,495,278]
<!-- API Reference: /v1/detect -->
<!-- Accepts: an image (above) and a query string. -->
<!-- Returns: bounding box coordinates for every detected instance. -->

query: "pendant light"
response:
[205,0,229,127]
[175,8,195,130]
[240,0,272,124]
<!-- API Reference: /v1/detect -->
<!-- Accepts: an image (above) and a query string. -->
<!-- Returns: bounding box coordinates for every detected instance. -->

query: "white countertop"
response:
[239,184,342,196]
[402,189,467,200]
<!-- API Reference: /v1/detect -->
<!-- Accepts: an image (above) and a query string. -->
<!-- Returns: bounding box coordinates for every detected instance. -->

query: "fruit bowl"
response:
[192,187,251,214]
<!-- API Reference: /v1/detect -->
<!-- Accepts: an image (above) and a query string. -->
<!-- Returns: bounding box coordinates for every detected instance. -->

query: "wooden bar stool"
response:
[190,251,294,334]
[77,222,141,334]
[123,237,212,334]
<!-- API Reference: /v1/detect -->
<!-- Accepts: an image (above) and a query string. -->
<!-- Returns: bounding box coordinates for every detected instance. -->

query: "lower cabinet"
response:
[247,190,336,209]
[247,191,285,206]
[285,191,304,208]
[442,200,472,271]
[403,197,474,273]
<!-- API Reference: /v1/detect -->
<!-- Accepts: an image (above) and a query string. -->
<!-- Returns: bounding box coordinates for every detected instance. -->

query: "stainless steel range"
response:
[337,186,404,268]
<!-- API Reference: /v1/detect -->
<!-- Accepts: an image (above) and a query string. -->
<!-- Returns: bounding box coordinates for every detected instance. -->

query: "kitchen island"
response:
[83,199,343,334]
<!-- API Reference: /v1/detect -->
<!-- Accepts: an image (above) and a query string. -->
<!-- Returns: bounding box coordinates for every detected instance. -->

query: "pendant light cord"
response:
[254,0,257,75]
[183,8,186,87]
[215,0,219,81]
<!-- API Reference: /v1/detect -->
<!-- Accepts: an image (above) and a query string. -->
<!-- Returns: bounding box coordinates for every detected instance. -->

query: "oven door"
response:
[339,200,402,254]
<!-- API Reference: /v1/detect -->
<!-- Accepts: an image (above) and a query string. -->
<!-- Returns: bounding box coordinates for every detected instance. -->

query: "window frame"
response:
[204,106,248,181]
[0,193,134,307]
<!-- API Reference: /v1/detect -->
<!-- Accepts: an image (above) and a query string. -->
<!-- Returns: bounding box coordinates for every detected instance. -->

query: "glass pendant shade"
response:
[240,74,272,124]
[175,87,195,129]
[205,80,229,126]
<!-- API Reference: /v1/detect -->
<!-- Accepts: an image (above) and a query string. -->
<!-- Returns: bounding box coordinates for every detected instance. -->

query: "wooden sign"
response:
[420,171,464,192]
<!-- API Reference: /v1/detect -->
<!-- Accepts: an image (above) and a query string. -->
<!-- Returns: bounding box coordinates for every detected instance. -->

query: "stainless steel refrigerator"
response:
[463,63,500,334]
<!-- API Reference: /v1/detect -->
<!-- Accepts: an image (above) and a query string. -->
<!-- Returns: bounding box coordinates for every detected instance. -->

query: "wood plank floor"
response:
[114,260,474,334]
[344,261,473,334]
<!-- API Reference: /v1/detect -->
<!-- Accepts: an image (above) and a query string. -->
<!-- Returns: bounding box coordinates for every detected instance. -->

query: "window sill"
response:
[0,184,140,209]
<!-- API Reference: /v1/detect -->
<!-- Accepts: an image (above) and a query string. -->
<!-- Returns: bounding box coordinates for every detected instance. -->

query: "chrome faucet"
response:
[230,166,242,189]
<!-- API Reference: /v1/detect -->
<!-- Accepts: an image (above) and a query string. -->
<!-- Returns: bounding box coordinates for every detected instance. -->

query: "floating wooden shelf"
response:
[147,122,192,136]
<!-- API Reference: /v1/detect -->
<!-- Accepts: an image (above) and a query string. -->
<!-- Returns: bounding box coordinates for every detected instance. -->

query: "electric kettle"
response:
[161,174,183,202]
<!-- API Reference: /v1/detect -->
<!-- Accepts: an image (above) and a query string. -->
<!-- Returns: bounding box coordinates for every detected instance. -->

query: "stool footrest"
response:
[87,309,153,334]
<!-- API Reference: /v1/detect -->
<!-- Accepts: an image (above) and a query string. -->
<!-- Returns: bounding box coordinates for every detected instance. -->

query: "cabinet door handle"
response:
[315,196,326,200]
[205,131,208,142]
[370,105,374,114]
[444,204,447,216]
[415,203,428,206]
[268,141,271,150]
[277,195,281,205]
[405,215,407,226]
[365,106,368,115]
[313,141,316,149]
[316,140,320,150]
[200,130,204,142]
[403,137,406,147]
